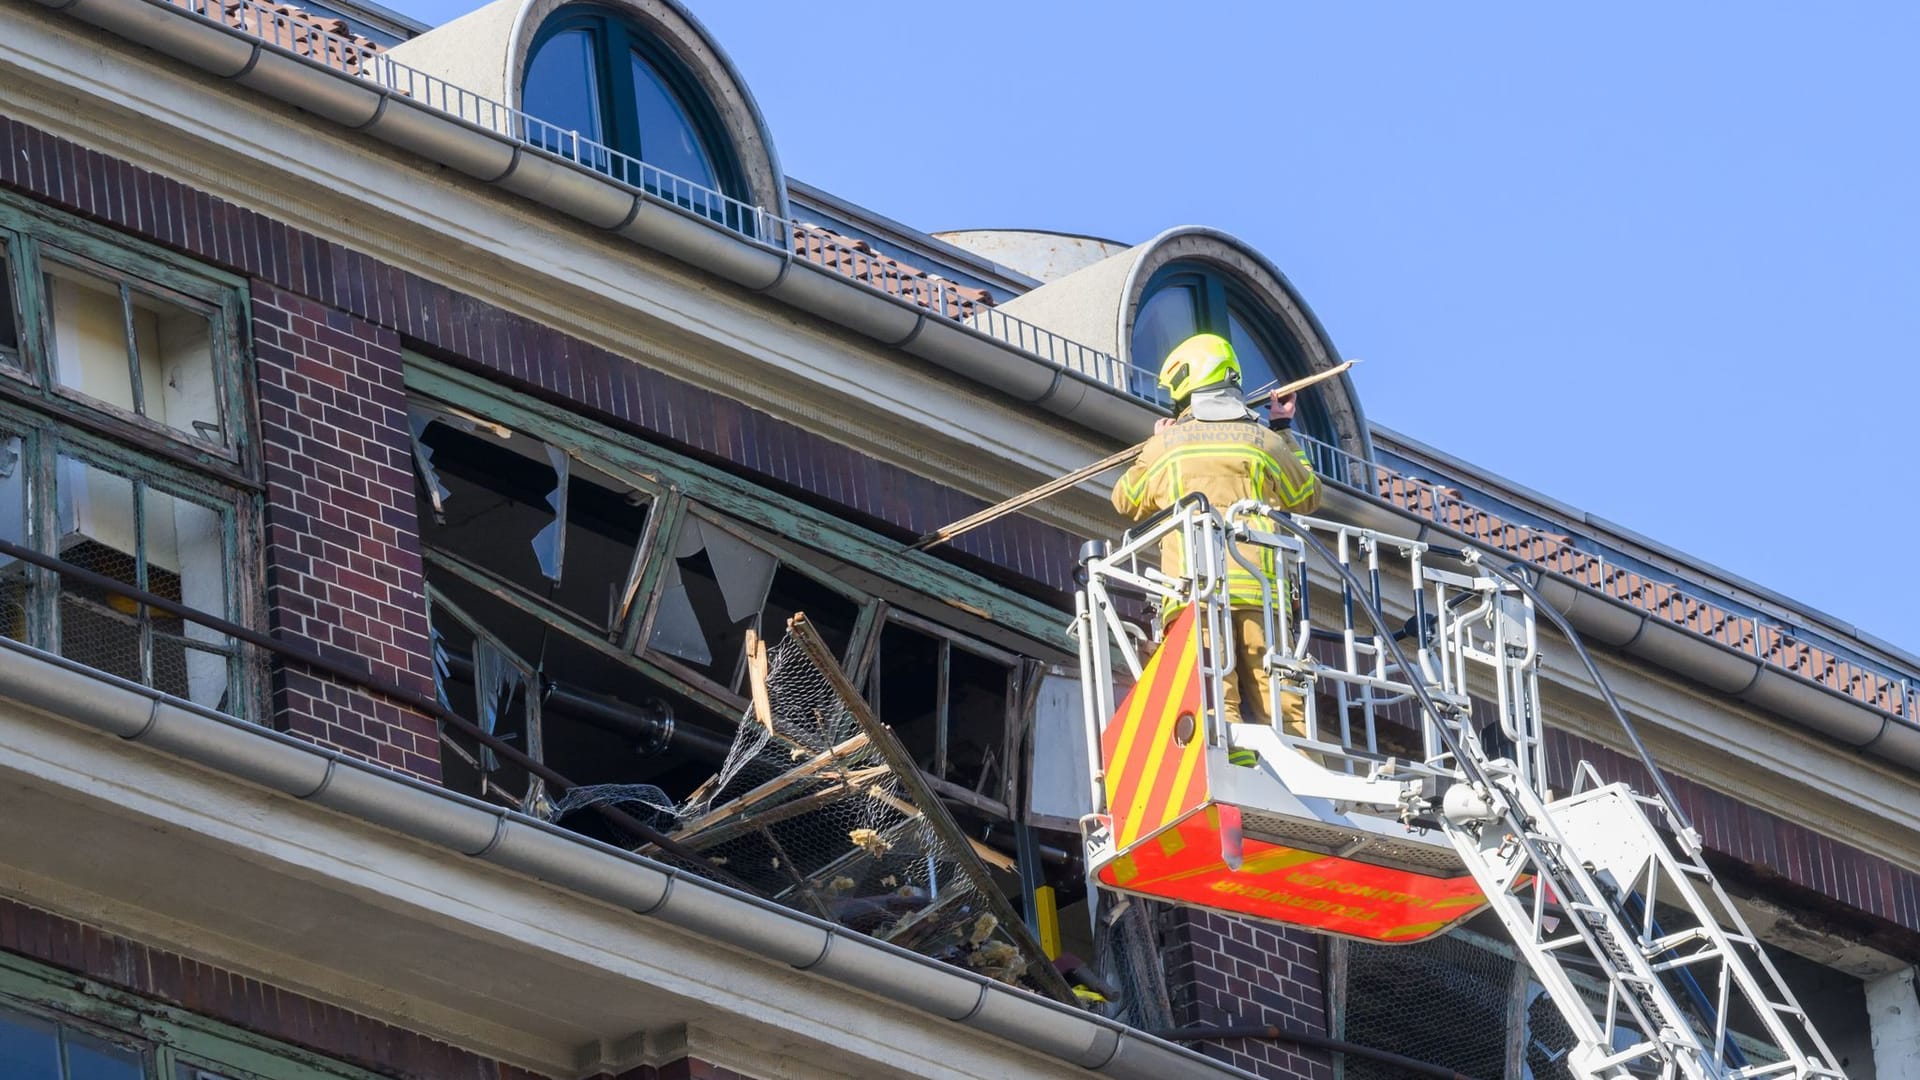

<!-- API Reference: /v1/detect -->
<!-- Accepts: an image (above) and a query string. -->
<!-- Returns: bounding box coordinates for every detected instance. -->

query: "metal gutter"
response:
[33,0,1160,444]
[1322,484,1920,774]
[0,638,1256,1080]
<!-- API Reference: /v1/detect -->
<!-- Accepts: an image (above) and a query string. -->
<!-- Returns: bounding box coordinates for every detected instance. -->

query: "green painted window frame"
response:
[406,356,1076,813]
[0,948,388,1080]
[405,357,1073,658]
[0,192,261,719]
[0,191,255,478]
[521,8,750,208]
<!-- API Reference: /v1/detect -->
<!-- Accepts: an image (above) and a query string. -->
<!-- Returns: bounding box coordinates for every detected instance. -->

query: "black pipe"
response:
[1477,560,1695,834]
[1148,1025,1478,1080]
[439,648,731,762]
[0,536,761,895]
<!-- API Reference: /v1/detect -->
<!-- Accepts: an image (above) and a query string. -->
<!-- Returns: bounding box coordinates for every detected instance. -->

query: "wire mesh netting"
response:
[1341,934,1523,1080]
[543,628,1065,999]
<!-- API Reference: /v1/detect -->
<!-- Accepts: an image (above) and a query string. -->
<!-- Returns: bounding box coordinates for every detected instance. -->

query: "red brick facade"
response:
[0,897,550,1080]
[1161,910,1332,1080]
[254,284,440,781]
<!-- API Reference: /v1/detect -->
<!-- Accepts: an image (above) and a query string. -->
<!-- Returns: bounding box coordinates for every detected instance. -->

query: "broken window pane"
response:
[761,563,858,663]
[873,620,941,771]
[647,515,774,683]
[427,568,733,837]
[428,600,534,806]
[416,422,650,632]
[645,514,863,695]
[549,461,648,629]
[946,644,1012,792]
[54,457,231,704]
[44,257,222,445]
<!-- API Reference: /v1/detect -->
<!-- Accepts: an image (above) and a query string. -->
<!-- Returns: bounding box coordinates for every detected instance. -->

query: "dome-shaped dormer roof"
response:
[993,226,1370,460]
[385,0,786,217]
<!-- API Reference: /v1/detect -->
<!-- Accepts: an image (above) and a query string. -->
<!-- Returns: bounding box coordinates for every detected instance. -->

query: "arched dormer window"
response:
[1130,263,1337,445]
[521,8,746,206]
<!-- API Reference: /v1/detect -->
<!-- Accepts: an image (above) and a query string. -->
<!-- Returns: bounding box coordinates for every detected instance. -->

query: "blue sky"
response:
[399,1,1919,654]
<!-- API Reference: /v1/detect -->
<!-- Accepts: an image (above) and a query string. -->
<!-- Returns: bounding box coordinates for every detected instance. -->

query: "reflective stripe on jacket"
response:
[1110,416,1321,607]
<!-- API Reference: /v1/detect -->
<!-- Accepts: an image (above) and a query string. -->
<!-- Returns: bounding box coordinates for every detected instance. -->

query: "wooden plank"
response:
[745,628,774,734]
[788,614,1075,1005]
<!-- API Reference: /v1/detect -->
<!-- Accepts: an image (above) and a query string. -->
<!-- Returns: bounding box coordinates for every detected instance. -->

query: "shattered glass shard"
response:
[649,566,714,666]
[472,637,522,773]
[531,443,571,584]
[407,406,475,518]
[695,520,776,623]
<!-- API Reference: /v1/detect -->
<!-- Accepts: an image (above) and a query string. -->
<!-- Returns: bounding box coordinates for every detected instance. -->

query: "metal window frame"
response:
[868,605,1024,808]
[404,359,1075,656]
[0,948,387,1080]
[0,386,257,717]
[633,499,877,704]
[0,191,254,482]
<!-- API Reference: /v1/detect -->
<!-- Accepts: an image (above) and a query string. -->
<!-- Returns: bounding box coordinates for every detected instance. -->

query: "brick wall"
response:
[1160,908,1333,1080]
[0,897,549,1080]
[0,116,1083,602]
[252,284,440,782]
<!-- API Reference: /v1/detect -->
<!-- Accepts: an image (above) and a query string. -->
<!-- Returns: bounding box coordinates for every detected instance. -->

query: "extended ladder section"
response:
[1074,498,1846,1079]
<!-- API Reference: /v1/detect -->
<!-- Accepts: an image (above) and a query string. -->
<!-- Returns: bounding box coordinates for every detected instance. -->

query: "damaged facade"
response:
[0,1,1915,1079]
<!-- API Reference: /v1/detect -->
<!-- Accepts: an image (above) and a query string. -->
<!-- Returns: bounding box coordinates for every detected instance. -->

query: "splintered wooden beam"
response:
[745,628,775,734]
[787,614,1075,1005]
[656,732,873,847]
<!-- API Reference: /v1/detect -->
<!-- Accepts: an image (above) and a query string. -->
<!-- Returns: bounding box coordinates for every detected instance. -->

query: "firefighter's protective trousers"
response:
[1111,415,1322,736]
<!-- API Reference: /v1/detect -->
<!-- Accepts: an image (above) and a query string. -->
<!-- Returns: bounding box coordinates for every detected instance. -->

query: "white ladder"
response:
[1231,509,1848,1079]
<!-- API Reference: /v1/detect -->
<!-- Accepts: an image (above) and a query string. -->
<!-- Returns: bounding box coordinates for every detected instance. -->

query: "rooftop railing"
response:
[156,0,1917,729]
[159,0,1167,402]
[1296,432,1919,728]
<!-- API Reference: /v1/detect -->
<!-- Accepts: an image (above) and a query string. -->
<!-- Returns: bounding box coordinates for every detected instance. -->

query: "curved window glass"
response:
[629,51,718,191]
[521,10,744,213]
[1132,264,1335,444]
[522,29,604,148]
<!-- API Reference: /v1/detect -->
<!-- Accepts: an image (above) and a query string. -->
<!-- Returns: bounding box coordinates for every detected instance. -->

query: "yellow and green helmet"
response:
[1157,333,1242,403]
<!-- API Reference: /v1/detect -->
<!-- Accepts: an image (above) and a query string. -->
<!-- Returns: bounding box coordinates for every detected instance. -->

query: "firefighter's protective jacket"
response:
[1111,415,1321,607]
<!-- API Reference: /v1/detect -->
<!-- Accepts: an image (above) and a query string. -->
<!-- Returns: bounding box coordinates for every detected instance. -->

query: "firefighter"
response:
[1111,332,1321,749]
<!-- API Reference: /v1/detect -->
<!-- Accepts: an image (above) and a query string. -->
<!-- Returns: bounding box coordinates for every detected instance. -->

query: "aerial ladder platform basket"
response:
[1072,496,1846,1079]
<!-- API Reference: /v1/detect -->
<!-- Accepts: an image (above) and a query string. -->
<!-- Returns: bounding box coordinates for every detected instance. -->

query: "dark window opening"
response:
[416,421,650,633]
[867,614,1019,802]
[0,248,19,363]
[644,514,858,697]
[873,619,941,769]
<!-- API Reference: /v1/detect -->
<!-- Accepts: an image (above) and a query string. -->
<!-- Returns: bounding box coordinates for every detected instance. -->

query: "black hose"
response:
[1473,560,1694,834]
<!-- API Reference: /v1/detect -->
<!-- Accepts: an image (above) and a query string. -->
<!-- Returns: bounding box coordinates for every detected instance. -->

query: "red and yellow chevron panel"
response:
[1102,608,1210,849]
[1095,807,1487,943]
